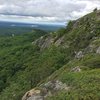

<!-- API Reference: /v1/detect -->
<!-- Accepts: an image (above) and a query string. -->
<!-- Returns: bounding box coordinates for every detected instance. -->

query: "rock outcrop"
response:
[22,89,41,100]
[21,9,100,100]
[71,66,81,72]
[32,33,67,50]
[75,51,84,59]
[32,35,54,50]
[22,80,70,100]
[96,46,100,54]
[54,36,65,46]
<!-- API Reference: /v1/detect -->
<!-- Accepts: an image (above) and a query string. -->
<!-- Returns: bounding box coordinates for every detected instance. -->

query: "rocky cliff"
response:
[22,9,100,100]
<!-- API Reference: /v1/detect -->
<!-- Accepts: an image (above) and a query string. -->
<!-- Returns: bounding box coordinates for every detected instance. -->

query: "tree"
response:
[93,8,97,12]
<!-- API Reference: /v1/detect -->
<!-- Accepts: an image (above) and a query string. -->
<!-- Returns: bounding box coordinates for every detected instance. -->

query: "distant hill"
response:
[0,21,64,35]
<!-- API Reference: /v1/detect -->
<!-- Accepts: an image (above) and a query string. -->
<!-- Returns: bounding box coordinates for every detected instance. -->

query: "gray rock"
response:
[97,10,100,15]
[96,46,100,54]
[22,80,70,100]
[32,35,54,50]
[73,20,79,29]
[55,36,65,46]
[71,66,81,72]
[27,95,43,100]
[44,80,69,92]
[41,36,54,50]
[84,44,95,53]
[54,80,69,91]
[75,51,84,59]
[22,89,41,100]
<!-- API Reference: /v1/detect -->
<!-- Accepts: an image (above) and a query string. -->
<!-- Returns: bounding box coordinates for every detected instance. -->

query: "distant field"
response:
[0,21,65,35]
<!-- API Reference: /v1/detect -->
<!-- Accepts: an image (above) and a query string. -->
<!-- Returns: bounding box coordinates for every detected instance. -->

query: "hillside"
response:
[0,10,100,100]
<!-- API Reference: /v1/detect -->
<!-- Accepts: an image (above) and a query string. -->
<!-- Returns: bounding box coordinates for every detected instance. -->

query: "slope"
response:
[22,9,100,100]
[0,10,100,100]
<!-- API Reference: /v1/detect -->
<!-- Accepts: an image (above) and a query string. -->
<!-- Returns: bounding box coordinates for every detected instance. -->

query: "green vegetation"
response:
[0,10,100,100]
[0,27,34,36]
[47,69,100,100]
[45,10,100,100]
[0,29,48,99]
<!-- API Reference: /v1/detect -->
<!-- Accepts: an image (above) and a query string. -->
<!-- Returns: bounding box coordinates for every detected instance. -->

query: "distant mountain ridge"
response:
[0,21,64,32]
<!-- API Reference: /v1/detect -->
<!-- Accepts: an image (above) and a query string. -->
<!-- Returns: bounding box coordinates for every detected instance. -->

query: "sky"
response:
[0,0,100,25]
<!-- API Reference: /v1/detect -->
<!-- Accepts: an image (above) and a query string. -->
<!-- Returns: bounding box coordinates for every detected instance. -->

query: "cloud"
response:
[0,0,100,24]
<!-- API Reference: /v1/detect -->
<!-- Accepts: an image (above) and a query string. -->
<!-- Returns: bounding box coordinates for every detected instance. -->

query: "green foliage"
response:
[0,10,100,100]
[0,29,68,99]
[0,29,48,98]
[56,28,66,37]
[66,21,74,32]
[47,69,100,100]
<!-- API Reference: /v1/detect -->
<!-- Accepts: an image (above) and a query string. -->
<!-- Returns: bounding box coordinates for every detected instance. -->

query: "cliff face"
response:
[22,10,100,100]
[33,10,100,50]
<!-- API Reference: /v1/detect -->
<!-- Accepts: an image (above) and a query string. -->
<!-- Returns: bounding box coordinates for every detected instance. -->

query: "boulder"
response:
[27,95,43,100]
[22,89,41,100]
[96,46,100,54]
[22,80,69,100]
[44,80,69,92]
[84,44,95,53]
[71,66,81,72]
[75,51,84,59]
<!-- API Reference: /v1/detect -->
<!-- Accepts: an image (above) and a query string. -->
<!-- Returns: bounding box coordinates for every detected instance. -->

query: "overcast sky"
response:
[0,0,100,24]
